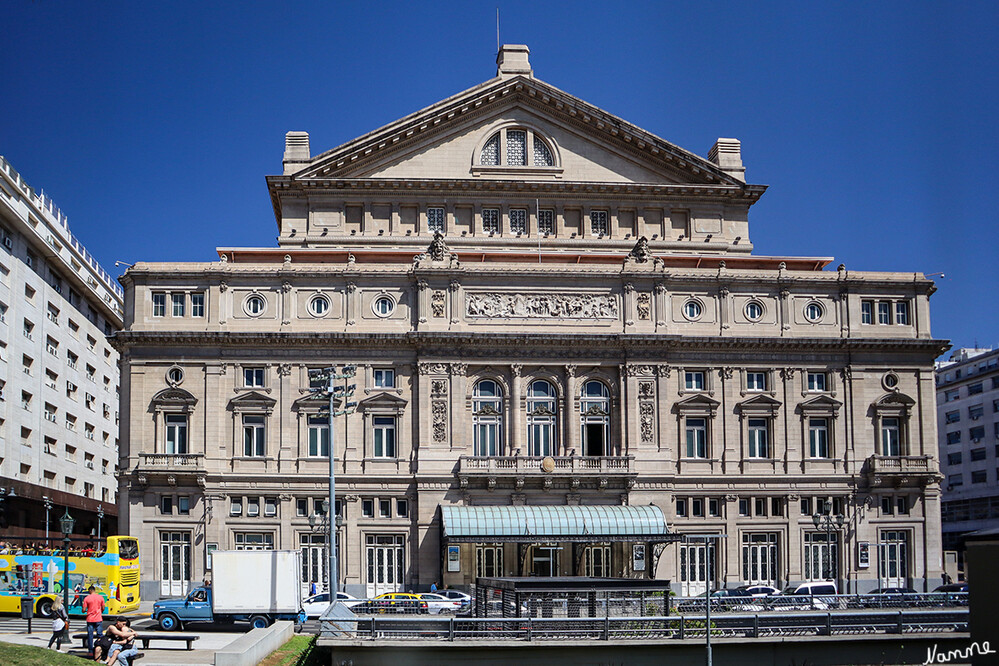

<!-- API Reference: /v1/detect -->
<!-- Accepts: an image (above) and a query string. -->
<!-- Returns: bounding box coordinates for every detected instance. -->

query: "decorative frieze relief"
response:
[432,400,448,442]
[431,291,446,318]
[636,293,651,320]
[466,292,618,319]
[431,379,448,398]
[638,381,655,398]
[639,401,655,443]
[418,363,450,375]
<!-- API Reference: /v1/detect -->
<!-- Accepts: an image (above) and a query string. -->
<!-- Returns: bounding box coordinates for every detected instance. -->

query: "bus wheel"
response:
[158,613,181,631]
[36,598,54,618]
[249,615,270,630]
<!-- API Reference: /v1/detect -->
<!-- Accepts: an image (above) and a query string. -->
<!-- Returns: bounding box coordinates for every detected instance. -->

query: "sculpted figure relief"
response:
[466,292,618,319]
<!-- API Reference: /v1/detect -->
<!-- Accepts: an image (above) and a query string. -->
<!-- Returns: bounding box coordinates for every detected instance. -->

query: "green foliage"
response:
[0,640,89,666]
[258,635,319,666]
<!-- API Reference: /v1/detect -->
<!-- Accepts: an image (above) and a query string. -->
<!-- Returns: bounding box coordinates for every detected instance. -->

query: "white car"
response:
[438,589,473,613]
[301,591,362,618]
[419,593,463,614]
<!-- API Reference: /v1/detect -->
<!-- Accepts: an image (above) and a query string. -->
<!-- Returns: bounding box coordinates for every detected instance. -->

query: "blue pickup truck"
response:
[152,550,304,631]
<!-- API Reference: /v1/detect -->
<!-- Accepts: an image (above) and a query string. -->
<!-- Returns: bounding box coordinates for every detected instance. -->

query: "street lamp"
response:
[59,509,76,610]
[97,506,104,544]
[43,496,53,547]
[811,509,846,581]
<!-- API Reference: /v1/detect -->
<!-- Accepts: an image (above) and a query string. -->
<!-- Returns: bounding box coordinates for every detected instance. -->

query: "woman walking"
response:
[47,597,70,650]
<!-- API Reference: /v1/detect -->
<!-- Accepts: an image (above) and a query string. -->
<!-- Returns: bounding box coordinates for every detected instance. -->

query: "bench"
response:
[71,633,143,664]
[73,631,199,651]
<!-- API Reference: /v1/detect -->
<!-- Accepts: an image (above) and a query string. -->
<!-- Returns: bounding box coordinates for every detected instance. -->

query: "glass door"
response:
[879,531,909,588]
[365,535,405,597]
[159,531,191,597]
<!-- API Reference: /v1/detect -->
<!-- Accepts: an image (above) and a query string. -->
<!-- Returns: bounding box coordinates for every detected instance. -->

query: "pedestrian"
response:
[47,597,70,650]
[105,617,139,666]
[82,584,106,656]
[430,581,438,593]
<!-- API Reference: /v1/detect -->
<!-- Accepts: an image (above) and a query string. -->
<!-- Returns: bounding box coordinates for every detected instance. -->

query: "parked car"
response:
[419,593,463,614]
[775,581,837,610]
[438,589,473,613]
[931,583,969,606]
[301,591,362,618]
[352,592,429,614]
[859,587,919,608]
[676,588,754,613]
[737,585,781,598]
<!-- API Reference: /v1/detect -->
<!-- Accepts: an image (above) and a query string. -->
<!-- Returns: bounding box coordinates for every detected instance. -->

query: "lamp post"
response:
[97,506,104,544]
[811,508,846,581]
[59,509,76,610]
[43,496,53,547]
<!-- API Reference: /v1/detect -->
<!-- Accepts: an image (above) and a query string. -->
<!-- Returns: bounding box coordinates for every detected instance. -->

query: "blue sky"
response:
[2,1,997,354]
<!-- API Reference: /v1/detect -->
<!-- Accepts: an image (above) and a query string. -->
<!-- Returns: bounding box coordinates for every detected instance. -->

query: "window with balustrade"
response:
[580,380,610,456]
[472,379,503,457]
[527,380,558,457]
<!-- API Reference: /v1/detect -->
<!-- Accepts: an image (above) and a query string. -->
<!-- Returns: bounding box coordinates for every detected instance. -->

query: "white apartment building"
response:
[936,347,999,554]
[0,155,122,541]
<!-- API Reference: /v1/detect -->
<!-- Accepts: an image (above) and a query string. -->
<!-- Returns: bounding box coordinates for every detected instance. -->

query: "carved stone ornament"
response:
[449,363,467,376]
[431,291,446,318]
[636,293,651,320]
[510,364,522,377]
[466,292,618,320]
[583,404,608,416]
[626,364,657,377]
[623,282,635,294]
[219,281,228,292]
[280,281,292,294]
[417,279,430,291]
[659,365,671,378]
[346,282,357,294]
[432,400,448,442]
[725,494,738,502]
[277,364,292,377]
[719,367,734,380]
[167,475,177,486]
[418,363,450,375]
[449,279,461,293]
[780,368,797,381]
[640,402,655,442]
[565,364,576,378]
[638,381,655,398]
[431,379,448,397]
[427,231,449,261]
[628,236,652,263]
[475,404,502,416]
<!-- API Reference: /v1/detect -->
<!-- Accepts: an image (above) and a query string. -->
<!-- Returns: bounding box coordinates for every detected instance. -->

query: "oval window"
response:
[309,295,330,317]
[166,367,184,385]
[245,295,265,317]
[745,300,764,321]
[682,300,703,321]
[883,372,899,390]
[804,302,823,322]
[372,296,395,318]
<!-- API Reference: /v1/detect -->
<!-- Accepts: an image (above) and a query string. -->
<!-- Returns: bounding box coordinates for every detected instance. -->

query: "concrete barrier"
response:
[214,620,294,666]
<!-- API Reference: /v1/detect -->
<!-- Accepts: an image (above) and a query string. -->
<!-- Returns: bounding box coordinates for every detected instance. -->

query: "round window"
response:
[882,372,900,391]
[372,296,395,318]
[166,367,184,386]
[244,295,266,317]
[745,300,764,321]
[804,302,824,322]
[309,294,330,317]
[682,300,703,321]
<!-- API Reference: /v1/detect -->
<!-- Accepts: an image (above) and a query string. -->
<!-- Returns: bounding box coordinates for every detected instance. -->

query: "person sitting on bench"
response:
[104,617,139,666]
[91,627,116,663]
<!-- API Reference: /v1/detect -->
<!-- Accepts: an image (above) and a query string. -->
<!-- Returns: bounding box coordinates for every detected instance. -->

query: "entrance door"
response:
[301,533,328,596]
[679,543,715,596]
[366,535,404,597]
[531,545,559,577]
[160,532,191,597]
[879,531,909,588]
[742,533,778,586]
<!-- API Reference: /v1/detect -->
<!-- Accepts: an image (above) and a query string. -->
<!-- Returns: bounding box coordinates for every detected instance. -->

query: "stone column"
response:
[564,365,577,456]
[654,283,667,333]
[345,282,357,327]
[449,279,461,325]
[510,364,522,455]
[623,283,635,330]
[416,280,430,327]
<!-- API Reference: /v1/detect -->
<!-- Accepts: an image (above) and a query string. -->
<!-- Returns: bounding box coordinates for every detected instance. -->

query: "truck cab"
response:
[152,587,213,630]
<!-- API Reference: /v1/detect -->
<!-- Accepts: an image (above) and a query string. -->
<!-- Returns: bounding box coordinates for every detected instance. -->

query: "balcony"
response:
[864,455,938,487]
[457,455,636,492]
[138,453,204,470]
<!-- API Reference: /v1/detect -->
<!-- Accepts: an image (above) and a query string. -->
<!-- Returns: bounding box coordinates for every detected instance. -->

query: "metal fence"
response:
[320,609,968,641]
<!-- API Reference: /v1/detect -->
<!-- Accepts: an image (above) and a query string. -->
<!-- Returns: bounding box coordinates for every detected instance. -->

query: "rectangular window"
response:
[801,497,813,515]
[748,418,770,458]
[590,210,608,236]
[861,300,873,324]
[510,209,527,235]
[877,301,892,325]
[881,417,901,456]
[242,415,266,457]
[947,452,962,465]
[171,293,185,317]
[191,293,205,317]
[970,447,986,462]
[379,499,391,518]
[676,498,687,517]
[308,416,330,457]
[754,497,768,517]
[807,372,827,392]
[691,498,704,518]
[373,417,396,458]
[685,417,707,458]
[708,498,720,517]
[944,389,960,402]
[971,470,987,484]
[538,209,555,235]
[897,496,909,515]
[427,207,445,233]
[247,497,260,517]
[969,382,984,395]
[362,498,374,517]
[771,497,784,517]
[507,129,527,165]
[234,533,274,551]
[482,208,499,233]
[177,496,190,515]
[685,371,705,391]
[945,411,960,424]
[881,496,894,515]
[297,498,308,517]
[809,418,829,458]
[243,367,265,388]
[161,496,173,514]
[970,425,985,441]
[739,498,750,517]
[373,369,395,388]
[264,497,277,517]
[895,301,909,325]
[397,498,409,518]
[165,414,188,455]
[946,431,961,445]
[152,293,166,317]
[746,372,767,391]
[948,474,963,488]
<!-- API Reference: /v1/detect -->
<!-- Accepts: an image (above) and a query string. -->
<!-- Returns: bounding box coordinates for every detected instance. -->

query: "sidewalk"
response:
[0,627,241,665]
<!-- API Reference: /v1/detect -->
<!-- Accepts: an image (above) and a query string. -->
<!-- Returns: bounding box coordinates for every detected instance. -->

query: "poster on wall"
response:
[447,545,460,572]
[633,544,646,572]
[857,542,870,568]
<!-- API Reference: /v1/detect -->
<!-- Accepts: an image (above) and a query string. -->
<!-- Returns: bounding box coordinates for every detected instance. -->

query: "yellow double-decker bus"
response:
[0,535,140,617]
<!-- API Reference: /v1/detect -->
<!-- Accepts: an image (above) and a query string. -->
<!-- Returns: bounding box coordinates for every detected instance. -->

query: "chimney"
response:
[283,131,310,175]
[708,138,745,182]
[496,44,532,78]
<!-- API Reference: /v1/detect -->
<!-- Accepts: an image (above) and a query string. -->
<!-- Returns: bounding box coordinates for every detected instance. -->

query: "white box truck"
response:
[151,550,303,630]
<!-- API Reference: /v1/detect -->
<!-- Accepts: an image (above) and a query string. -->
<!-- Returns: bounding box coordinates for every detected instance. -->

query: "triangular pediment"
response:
[228,391,277,412]
[357,392,409,411]
[292,393,341,411]
[800,395,843,411]
[736,394,783,414]
[674,393,721,412]
[151,387,197,407]
[292,76,744,187]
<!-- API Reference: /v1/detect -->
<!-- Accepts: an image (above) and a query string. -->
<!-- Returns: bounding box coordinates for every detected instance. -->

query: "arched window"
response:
[580,380,610,456]
[527,380,558,457]
[473,380,503,457]
[478,128,556,167]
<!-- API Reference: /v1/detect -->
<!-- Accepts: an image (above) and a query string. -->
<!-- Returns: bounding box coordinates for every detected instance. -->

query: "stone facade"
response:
[117,46,947,600]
